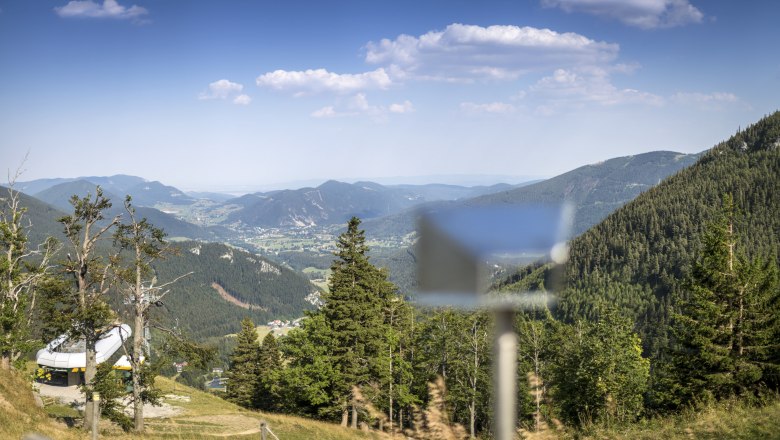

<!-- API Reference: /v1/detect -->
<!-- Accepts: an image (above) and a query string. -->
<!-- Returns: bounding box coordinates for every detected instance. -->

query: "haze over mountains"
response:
[222,180,520,228]
[17,150,698,235]
[363,150,700,239]
[9,147,706,320]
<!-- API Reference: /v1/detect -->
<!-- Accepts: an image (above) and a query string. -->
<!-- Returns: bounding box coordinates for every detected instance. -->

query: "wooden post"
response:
[260,420,267,440]
[92,392,100,440]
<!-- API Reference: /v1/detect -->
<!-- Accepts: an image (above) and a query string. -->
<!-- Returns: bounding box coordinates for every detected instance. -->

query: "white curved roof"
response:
[36,324,132,370]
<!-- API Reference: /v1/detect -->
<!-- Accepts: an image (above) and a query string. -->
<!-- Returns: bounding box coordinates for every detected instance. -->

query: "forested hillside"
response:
[148,241,317,339]
[500,112,780,358]
[3,189,317,340]
[32,180,228,241]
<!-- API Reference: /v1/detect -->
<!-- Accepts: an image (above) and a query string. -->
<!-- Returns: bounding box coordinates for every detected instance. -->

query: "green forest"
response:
[1,112,779,438]
[221,113,780,437]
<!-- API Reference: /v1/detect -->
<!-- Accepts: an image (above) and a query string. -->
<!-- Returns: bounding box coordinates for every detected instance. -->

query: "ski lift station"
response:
[36,324,134,386]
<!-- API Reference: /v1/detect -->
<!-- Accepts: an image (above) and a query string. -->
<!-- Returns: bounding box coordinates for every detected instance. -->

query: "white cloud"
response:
[460,102,517,114]
[527,68,664,114]
[671,92,738,104]
[199,79,250,105]
[311,94,413,119]
[670,91,744,110]
[233,94,252,105]
[256,68,392,95]
[365,23,619,82]
[542,0,703,29]
[54,0,149,21]
[389,100,415,114]
[311,106,337,118]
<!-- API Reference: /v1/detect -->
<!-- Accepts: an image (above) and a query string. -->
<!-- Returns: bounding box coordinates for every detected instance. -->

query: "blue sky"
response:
[0,0,778,191]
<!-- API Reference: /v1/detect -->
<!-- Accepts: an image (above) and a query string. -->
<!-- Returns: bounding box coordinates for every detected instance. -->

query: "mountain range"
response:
[362,150,700,240]
[3,188,318,339]
[221,180,522,228]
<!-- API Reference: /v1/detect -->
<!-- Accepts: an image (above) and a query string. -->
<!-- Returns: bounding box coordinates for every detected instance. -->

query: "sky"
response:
[0,0,778,192]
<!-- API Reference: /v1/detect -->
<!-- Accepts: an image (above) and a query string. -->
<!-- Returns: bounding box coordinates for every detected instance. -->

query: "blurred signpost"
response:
[417,203,572,440]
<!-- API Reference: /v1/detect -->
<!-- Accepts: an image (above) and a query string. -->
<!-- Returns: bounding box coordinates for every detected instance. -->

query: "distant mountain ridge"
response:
[3,187,318,339]
[19,174,198,206]
[32,180,226,240]
[222,180,523,228]
[362,150,700,239]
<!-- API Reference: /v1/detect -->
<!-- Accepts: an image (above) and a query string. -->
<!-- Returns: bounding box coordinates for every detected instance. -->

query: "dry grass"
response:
[1,369,385,439]
[0,368,84,440]
[580,398,780,440]
[6,366,780,439]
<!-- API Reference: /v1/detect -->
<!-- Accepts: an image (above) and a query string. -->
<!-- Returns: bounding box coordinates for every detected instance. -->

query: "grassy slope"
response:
[1,368,382,439]
[582,399,780,440]
[0,368,83,440]
[5,365,779,439]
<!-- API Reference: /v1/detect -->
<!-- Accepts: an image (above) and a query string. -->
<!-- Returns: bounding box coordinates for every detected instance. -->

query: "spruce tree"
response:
[322,217,395,427]
[226,317,261,408]
[1,180,56,370]
[255,332,281,411]
[671,195,780,404]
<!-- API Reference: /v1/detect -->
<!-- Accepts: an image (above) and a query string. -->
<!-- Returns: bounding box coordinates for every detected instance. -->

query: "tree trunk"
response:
[469,402,476,439]
[389,342,393,434]
[351,404,358,429]
[133,309,145,432]
[341,408,348,427]
[84,342,98,435]
[0,354,10,370]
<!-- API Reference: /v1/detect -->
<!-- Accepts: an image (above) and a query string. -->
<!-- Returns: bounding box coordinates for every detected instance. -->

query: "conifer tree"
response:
[226,317,261,408]
[255,332,281,411]
[1,177,57,370]
[114,196,190,432]
[323,217,395,427]
[58,186,120,434]
[671,194,780,404]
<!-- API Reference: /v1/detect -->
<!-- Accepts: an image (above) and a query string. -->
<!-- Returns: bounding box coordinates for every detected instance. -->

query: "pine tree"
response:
[58,186,121,434]
[322,217,395,428]
[226,317,261,408]
[671,195,780,404]
[114,196,188,432]
[255,332,281,411]
[1,179,57,370]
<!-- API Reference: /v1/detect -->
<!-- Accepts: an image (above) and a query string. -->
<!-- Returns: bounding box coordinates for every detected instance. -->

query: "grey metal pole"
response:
[494,309,517,440]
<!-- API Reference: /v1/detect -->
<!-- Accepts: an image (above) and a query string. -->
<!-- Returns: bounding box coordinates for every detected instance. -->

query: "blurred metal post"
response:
[416,203,572,440]
[495,309,516,440]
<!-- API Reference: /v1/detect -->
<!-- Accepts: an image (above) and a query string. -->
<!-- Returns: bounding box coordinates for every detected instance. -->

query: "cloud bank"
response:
[542,0,704,29]
[54,0,148,21]
[256,68,392,95]
[365,23,619,82]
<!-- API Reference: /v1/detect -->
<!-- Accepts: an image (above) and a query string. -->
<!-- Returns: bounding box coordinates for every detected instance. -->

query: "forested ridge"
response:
[549,112,780,355]
[0,190,317,340]
[149,241,317,339]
